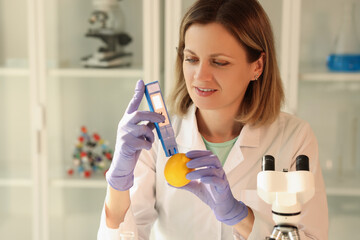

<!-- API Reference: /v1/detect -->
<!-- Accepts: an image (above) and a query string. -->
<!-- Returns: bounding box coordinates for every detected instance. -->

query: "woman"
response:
[98,0,328,239]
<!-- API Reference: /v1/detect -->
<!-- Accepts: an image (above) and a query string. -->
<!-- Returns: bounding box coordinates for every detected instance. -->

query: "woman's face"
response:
[183,22,258,113]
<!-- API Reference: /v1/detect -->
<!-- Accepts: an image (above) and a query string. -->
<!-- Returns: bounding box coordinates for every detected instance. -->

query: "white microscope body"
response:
[82,0,132,68]
[257,155,315,240]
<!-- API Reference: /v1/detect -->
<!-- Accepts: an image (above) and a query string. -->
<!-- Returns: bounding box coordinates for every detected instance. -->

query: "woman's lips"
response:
[195,87,217,97]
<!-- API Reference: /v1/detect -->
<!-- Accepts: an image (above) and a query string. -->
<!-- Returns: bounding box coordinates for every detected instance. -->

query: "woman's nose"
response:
[194,62,212,81]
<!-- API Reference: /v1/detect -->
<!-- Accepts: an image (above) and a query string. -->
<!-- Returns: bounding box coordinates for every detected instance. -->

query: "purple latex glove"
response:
[106,80,165,191]
[182,150,248,225]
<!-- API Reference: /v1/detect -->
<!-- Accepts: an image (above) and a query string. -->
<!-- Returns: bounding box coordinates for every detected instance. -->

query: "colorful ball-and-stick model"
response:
[67,126,113,178]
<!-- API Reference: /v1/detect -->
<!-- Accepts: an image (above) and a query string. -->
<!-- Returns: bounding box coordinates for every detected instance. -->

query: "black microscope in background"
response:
[82,0,132,68]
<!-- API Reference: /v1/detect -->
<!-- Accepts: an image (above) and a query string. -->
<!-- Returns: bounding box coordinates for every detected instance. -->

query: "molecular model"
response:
[67,126,113,178]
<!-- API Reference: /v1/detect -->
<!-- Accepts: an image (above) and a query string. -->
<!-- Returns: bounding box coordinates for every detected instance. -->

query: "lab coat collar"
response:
[224,122,260,174]
[238,123,260,148]
[175,104,205,150]
[175,104,260,149]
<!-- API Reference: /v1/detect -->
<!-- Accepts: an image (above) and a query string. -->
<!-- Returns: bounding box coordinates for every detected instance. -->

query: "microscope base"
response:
[82,52,132,68]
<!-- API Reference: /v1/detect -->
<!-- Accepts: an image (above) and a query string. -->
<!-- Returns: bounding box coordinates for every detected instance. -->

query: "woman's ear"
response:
[252,52,265,81]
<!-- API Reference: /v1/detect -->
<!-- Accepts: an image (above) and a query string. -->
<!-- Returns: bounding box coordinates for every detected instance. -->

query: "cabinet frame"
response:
[24,0,162,239]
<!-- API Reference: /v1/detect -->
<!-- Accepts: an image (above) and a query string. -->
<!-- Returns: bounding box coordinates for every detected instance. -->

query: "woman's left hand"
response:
[180,150,248,226]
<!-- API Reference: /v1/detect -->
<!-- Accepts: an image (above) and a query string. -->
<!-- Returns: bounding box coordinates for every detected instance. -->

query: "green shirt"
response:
[201,136,239,166]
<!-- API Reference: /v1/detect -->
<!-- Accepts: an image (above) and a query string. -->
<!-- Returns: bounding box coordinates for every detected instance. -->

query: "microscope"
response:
[257,155,315,240]
[82,0,132,68]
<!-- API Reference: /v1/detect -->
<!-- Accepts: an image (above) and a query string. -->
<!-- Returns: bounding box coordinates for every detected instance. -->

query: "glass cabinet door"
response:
[43,0,148,239]
[297,0,360,239]
[0,0,33,239]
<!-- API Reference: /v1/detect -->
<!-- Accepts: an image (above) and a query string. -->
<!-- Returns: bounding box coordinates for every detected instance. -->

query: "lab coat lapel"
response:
[224,124,261,186]
[175,105,205,150]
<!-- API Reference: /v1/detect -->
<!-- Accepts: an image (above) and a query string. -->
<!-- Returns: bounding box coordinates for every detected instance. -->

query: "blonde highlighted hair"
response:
[168,0,284,127]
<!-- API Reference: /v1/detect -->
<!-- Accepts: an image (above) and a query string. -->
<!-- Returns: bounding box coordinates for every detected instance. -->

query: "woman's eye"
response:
[213,60,229,66]
[184,57,198,63]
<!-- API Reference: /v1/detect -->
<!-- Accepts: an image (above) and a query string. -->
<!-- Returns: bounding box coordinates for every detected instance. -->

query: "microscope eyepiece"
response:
[296,155,309,171]
[262,155,275,171]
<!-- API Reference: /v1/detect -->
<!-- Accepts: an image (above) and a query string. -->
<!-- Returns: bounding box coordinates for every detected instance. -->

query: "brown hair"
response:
[168,0,284,127]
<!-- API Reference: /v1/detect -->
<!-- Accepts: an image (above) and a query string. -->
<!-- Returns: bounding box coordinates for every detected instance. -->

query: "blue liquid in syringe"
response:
[327,54,360,72]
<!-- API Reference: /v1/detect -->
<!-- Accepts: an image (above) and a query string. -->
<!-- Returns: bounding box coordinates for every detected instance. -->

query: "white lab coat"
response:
[98,105,328,240]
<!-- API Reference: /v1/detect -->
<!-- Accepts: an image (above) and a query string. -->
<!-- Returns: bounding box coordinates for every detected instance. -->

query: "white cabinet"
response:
[1,0,162,239]
[44,0,162,239]
[0,0,34,239]
[297,1,360,239]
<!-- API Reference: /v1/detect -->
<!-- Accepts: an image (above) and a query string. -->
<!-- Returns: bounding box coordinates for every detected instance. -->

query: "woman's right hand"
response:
[106,80,165,191]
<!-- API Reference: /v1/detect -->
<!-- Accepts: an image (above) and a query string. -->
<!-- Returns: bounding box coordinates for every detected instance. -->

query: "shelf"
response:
[300,72,360,82]
[50,213,102,240]
[299,64,360,82]
[326,188,360,197]
[0,68,30,77]
[324,175,360,197]
[51,178,107,188]
[0,214,32,239]
[0,179,32,187]
[48,67,143,79]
